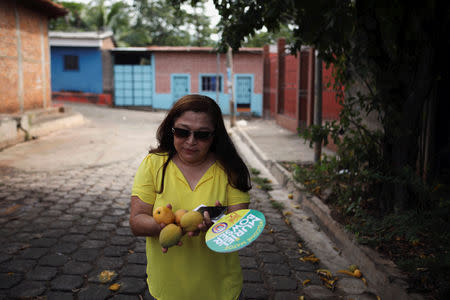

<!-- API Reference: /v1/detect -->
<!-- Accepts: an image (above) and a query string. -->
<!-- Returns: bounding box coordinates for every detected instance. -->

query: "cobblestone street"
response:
[0,103,367,299]
[0,160,345,300]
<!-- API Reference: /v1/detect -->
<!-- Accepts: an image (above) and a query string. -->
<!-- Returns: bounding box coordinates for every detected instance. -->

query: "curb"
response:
[0,108,85,151]
[233,125,423,300]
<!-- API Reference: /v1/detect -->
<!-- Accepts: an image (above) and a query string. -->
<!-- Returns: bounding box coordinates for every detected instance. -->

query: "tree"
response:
[50,0,216,47]
[49,1,90,31]
[130,0,215,46]
[85,0,131,35]
[200,0,449,213]
[186,0,217,46]
[242,24,294,48]
[50,1,132,46]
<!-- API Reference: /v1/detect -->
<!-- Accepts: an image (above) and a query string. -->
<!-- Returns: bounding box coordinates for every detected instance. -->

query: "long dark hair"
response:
[150,94,252,193]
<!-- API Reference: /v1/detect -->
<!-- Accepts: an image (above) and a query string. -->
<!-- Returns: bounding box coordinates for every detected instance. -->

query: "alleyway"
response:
[0,103,368,299]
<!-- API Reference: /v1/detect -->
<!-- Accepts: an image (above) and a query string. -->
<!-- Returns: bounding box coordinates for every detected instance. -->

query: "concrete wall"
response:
[51,47,103,94]
[101,37,115,94]
[0,1,52,114]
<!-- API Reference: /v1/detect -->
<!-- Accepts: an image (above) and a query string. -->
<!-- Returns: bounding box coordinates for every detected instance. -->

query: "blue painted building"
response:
[49,31,115,95]
[49,34,263,115]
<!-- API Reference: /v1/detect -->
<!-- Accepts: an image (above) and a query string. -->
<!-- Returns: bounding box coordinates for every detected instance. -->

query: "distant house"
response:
[111,46,263,116]
[49,31,116,105]
[48,38,263,116]
[0,0,66,114]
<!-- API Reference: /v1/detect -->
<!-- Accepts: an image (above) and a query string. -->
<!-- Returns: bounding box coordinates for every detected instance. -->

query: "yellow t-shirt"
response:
[131,153,250,300]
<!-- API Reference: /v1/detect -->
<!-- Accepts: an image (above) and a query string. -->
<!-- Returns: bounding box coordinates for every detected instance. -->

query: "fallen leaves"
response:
[299,253,320,263]
[109,283,121,291]
[297,242,312,257]
[316,268,338,291]
[338,265,368,286]
[0,204,22,215]
[98,270,121,292]
[98,270,117,283]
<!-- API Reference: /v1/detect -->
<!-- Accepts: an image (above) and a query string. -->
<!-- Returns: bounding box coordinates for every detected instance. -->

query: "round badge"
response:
[205,209,266,253]
[211,222,228,234]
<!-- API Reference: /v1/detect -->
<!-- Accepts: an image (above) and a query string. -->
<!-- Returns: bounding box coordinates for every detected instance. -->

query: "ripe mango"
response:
[174,209,188,225]
[180,210,203,232]
[153,206,175,225]
[159,224,182,248]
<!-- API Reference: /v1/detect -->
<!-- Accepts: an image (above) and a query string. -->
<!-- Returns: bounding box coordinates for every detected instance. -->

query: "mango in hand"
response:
[180,210,203,232]
[153,206,175,225]
[159,223,182,248]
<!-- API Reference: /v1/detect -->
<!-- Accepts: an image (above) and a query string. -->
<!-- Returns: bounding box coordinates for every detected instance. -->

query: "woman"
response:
[129,94,252,300]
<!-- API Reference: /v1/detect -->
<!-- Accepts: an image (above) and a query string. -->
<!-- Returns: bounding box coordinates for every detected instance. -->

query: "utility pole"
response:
[226,46,236,127]
[216,52,220,103]
[314,50,323,163]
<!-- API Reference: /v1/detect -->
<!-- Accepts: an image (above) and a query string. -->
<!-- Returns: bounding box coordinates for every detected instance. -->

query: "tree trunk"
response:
[383,45,435,211]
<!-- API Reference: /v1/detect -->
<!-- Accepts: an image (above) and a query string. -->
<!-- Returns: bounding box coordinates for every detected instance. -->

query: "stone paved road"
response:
[0,103,362,299]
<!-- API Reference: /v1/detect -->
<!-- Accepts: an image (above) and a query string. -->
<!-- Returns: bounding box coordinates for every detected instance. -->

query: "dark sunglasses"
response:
[172,127,214,140]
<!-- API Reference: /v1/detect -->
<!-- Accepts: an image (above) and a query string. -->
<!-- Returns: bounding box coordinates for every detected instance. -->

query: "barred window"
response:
[201,75,222,92]
[64,55,79,71]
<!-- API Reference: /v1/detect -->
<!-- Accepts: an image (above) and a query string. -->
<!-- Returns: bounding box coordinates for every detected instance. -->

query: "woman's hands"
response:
[186,201,222,237]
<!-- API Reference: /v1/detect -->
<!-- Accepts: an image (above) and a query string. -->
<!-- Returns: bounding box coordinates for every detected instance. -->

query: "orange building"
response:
[0,0,66,114]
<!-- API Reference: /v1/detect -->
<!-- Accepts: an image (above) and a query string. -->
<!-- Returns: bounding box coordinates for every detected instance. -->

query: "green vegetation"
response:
[250,168,272,191]
[250,168,260,176]
[293,160,450,298]
[252,176,272,192]
[270,200,284,211]
[50,0,217,47]
[198,0,450,297]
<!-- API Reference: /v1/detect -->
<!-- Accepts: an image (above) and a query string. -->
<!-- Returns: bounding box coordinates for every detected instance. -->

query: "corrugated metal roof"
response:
[49,31,114,39]
[111,47,149,52]
[108,46,263,54]
[146,46,262,53]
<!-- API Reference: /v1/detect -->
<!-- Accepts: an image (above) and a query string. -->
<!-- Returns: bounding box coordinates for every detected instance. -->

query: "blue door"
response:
[171,74,190,103]
[114,64,153,106]
[235,75,252,109]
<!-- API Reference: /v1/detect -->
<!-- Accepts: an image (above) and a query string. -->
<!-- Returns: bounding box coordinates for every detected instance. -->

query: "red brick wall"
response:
[299,51,310,127]
[322,62,342,120]
[281,54,299,119]
[263,42,342,132]
[154,51,263,94]
[0,1,51,114]
[0,0,19,113]
[269,53,278,118]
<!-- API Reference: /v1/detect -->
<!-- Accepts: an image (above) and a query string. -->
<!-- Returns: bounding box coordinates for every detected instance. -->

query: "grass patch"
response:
[251,168,273,191]
[270,200,284,210]
[250,168,261,176]
[286,161,450,299]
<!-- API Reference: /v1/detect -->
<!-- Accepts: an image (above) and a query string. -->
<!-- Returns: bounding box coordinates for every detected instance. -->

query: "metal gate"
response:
[235,75,252,111]
[171,74,190,103]
[114,65,153,106]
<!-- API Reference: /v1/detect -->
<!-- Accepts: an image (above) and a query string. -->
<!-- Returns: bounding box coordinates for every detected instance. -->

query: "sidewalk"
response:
[0,105,85,151]
[230,118,422,300]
